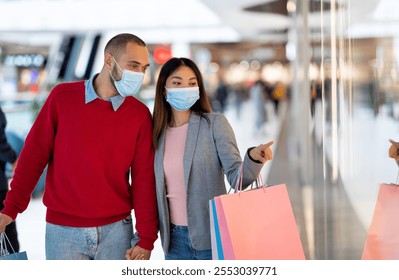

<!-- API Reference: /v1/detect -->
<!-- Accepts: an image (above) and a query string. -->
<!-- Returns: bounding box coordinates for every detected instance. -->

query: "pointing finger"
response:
[259,141,274,150]
[265,140,274,148]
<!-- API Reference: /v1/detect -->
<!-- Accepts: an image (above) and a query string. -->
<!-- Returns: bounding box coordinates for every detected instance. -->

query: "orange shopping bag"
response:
[362,183,399,259]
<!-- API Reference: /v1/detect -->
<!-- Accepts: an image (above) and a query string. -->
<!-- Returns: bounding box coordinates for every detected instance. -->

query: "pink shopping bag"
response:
[362,183,399,259]
[213,197,236,259]
[217,183,305,260]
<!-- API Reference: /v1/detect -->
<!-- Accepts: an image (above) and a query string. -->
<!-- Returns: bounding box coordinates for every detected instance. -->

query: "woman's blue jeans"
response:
[165,224,212,260]
[45,216,133,260]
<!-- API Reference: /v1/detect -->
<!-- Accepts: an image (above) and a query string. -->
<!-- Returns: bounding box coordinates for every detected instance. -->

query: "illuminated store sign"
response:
[3,54,46,67]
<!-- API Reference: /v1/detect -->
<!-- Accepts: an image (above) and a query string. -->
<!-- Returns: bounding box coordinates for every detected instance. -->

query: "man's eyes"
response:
[129,64,148,72]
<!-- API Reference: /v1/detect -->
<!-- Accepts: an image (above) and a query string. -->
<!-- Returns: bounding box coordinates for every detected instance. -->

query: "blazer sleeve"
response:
[211,114,263,190]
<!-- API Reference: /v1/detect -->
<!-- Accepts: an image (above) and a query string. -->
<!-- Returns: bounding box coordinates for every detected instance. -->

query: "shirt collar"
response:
[85,74,125,111]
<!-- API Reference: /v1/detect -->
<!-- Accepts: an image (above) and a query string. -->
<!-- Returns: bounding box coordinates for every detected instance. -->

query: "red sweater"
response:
[2,81,158,250]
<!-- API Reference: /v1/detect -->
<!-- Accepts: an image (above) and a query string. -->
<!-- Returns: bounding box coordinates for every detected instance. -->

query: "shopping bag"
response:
[210,164,305,260]
[0,232,28,260]
[362,183,399,259]
[210,197,236,260]
[218,183,305,260]
[209,199,223,260]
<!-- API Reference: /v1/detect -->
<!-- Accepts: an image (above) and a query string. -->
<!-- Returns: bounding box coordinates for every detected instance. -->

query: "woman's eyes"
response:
[171,82,197,86]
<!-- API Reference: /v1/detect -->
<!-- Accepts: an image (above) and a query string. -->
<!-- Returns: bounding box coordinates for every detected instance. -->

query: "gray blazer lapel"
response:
[183,113,201,191]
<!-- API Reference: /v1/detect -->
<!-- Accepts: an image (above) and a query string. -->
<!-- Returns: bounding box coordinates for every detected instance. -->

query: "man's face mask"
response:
[165,87,200,111]
[110,57,144,97]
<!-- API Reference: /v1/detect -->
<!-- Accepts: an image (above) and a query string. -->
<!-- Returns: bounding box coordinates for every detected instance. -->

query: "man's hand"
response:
[125,245,151,260]
[0,213,13,232]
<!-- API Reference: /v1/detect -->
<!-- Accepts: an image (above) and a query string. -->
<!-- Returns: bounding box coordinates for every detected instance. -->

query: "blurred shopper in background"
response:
[270,81,286,116]
[250,79,267,136]
[0,107,19,253]
[152,57,274,260]
[232,82,248,119]
[215,78,229,113]
[0,33,158,260]
[310,79,322,118]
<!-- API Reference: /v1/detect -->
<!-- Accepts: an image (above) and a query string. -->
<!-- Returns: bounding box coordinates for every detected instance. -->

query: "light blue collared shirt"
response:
[85,74,125,111]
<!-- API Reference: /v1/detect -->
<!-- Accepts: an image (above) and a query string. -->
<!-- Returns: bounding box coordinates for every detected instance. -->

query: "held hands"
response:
[249,141,274,163]
[389,139,399,166]
[0,213,13,232]
[125,245,151,260]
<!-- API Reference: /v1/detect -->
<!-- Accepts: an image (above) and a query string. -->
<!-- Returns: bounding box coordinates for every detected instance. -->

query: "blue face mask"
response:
[165,87,200,111]
[110,57,144,97]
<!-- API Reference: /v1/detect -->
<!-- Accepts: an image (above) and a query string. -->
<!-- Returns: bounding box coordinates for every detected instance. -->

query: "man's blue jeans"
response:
[165,224,212,260]
[45,216,133,260]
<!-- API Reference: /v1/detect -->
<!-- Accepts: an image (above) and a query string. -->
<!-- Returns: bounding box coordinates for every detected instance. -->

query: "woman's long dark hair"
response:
[152,57,212,148]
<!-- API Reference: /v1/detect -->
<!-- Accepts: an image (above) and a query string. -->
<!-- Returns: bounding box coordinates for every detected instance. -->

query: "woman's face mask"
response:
[165,87,200,111]
[110,57,144,97]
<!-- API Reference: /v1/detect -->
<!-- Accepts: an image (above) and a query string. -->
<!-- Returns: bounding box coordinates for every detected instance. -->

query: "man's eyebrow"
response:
[128,60,150,67]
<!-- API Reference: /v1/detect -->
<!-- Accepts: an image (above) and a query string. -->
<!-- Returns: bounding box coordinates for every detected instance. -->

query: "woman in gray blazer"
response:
[152,57,274,260]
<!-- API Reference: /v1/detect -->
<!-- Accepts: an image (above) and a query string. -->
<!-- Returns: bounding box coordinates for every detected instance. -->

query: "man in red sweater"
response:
[0,33,158,260]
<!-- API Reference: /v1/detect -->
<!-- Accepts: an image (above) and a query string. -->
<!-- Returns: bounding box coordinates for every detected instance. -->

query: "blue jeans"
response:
[45,216,133,260]
[165,224,212,260]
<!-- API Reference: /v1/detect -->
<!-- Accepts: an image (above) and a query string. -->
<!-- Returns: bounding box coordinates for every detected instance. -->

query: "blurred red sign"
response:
[154,46,172,64]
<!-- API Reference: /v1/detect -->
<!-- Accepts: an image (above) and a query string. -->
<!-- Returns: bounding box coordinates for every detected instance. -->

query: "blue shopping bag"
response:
[0,232,28,260]
[209,199,224,260]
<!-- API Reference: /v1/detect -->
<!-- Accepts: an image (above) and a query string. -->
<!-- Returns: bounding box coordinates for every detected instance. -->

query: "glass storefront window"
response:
[284,0,399,259]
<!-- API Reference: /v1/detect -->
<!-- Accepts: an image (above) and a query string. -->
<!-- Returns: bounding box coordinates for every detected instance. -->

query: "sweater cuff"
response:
[247,147,263,164]
[137,238,155,251]
[1,206,18,221]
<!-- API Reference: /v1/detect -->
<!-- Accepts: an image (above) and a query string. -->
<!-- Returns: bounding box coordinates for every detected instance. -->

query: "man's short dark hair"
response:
[104,33,146,58]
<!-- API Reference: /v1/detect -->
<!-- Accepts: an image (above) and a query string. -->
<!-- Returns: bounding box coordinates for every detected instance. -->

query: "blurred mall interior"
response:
[1,0,399,260]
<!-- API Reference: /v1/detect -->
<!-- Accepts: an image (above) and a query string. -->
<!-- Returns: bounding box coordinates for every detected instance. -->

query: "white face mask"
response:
[165,87,200,111]
[110,57,144,97]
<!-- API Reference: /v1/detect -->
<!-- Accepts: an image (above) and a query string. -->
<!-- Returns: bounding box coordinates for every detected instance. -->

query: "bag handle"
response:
[229,163,267,194]
[0,232,16,257]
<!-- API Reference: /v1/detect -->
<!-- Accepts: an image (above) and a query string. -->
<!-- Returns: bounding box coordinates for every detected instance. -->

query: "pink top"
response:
[164,123,189,226]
